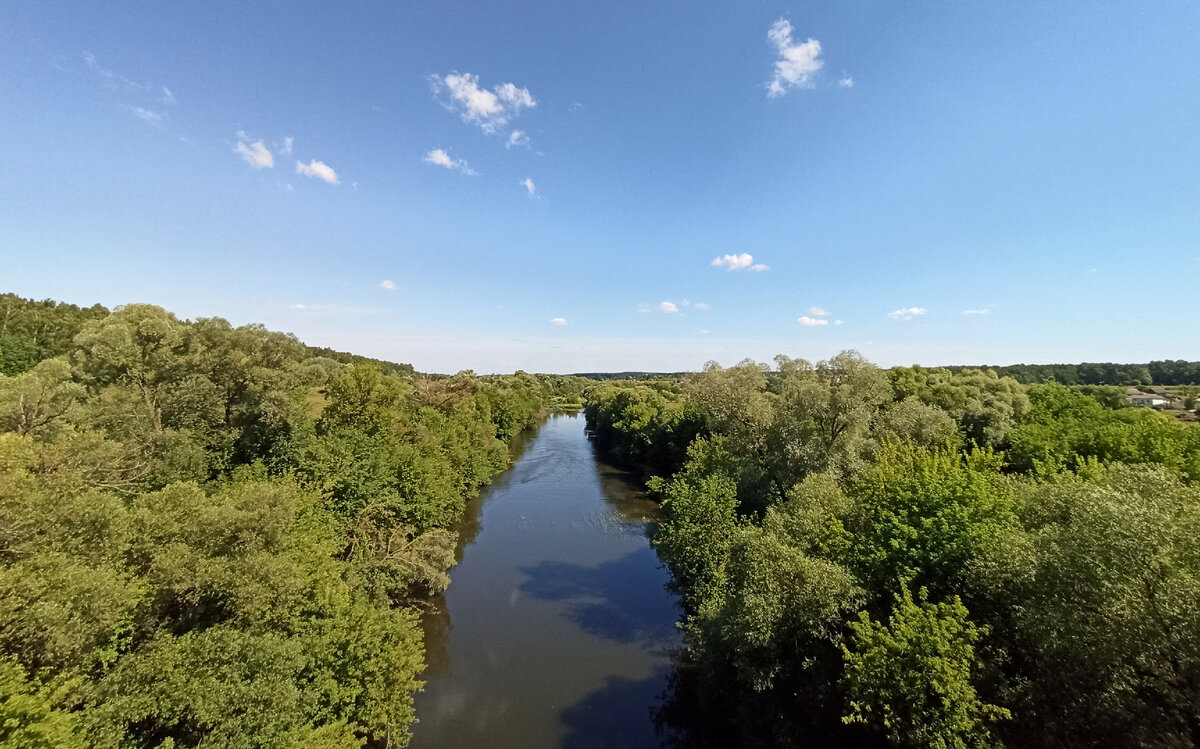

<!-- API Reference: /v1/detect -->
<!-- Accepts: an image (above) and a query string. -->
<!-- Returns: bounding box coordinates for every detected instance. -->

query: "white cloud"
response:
[766,19,824,97]
[522,177,536,196]
[798,316,829,326]
[963,308,989,316]
[659,301,679,314]
[712,253,752,270]
[834,320,843,325]
[132,107,165,124]
[423,148,476,175]
[431,72,536,135]
[380,280,396,290]
[889,307,928,321]
[278,137,294,156]
[234,132,274,169]
[161,86,176,105]
[838,76,854,88]
[506,130,530,149]
[296,159,339,184]
[808,306,829,316]
[699,330,711,335]
[711,253,771,271]
[694,302,710,310]
[550,317,567,326]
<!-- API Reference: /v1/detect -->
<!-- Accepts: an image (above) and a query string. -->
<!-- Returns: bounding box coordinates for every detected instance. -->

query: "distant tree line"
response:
[585,358,1200,748]
[0,293,582,748]
[946,360,1200,386]
[572,371,687,381]
[578,361,1200,387]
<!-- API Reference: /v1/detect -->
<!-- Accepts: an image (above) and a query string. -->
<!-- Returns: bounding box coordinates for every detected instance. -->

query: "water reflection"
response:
[518,549,679,647]
[410,413,685,749]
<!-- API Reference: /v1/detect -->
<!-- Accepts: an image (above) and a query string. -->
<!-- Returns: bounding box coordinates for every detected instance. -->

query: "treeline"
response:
[574,361,1200,387]
[0,295,577,748]
[572,371,686,381]
[947,360,1200,386]
[585,356,1200,748]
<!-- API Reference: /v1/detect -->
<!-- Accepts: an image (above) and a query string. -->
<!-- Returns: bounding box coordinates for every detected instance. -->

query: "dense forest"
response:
[0,293,582,748]
[5,291,1200,748]
[586,355,1200,748]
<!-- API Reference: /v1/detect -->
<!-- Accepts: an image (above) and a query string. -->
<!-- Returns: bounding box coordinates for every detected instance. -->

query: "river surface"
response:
[410,412,682,749]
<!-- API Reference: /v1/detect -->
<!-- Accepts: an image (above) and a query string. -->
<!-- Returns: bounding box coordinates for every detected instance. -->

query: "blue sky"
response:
[2,2,1198,373]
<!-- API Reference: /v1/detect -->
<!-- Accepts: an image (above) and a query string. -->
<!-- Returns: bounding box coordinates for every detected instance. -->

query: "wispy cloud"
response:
[693,302,711,310]
[798,316,829,326]
[234,131,274,169]
[699,330,711,335]
[838,76,854,88]
[711,253,768,271]
[380,280,396,290]
[963,308,990,316]
[550,317,567,326]
[277,137,294,156]
[296,159,339,184]
[431,71,536,135]
[522,177,536,196]
[423,148,477,175]
[83,51,151,93]
[659,301,679,313]
[161,86,176,105]
[286,303,375,316]
[506,130,530,149]
[132,107,166,125]
[889,307,927,321]
[808,306,829,316]
[766,19,823,97]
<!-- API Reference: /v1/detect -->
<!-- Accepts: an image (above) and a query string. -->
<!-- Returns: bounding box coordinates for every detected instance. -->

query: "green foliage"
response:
[1010,383,1200,482]
[889,366,1028,447]
[0,658,84,749]
[584,381,705,474]
[651,438,741,610]
[842,587,1009,748]
[848,443,1016,600]
[980,466,1200,747]
[875,397,961,449]
[592,349,1200,747]
[0,293,109,375]
[699,524,861,693]
[0,295,558,748]
[0,358,85,437]
[949,361,1157,386]
[769,351,893,485]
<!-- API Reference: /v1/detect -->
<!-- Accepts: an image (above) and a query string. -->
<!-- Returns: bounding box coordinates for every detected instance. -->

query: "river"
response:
[410,411,682,749]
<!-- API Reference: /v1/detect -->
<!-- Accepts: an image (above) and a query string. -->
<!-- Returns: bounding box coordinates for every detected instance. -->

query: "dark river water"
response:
[409,412,683,749]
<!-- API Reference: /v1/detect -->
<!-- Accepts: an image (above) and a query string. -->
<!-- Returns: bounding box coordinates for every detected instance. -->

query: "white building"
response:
[1129,392,1169,408]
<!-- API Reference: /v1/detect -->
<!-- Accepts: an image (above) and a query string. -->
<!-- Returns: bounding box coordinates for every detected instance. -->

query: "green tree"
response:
[842,587,1009,748]
[0,658,84,749]
[0,358,85,437]
[73,304,186,432]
